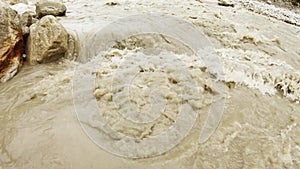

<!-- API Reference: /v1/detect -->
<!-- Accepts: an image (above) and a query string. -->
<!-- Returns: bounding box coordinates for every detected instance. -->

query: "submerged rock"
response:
[218,0,235,7]
[36,0,67,18]
[0,4,24,83]
[26,15,68,65]
[105,2,119,6]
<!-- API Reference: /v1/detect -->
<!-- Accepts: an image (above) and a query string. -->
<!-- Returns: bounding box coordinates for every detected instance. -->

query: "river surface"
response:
[1,0,300,168]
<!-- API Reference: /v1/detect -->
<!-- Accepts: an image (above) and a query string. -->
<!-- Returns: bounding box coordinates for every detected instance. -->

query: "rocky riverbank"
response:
[0,0,77,82]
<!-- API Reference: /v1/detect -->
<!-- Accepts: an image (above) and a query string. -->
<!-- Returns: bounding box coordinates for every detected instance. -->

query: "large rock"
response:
[26,15,68,64]
[36,1,67,18]
[0,3,24,83]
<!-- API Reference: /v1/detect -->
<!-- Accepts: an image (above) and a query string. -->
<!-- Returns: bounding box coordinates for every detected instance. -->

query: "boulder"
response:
[36,1,67,18]
[0,3,24,83]
[26,15,68,65]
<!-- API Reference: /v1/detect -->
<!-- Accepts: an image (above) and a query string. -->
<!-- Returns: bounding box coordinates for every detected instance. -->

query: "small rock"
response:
[189,16,198,19]
[20,11,33,27]
[36,1,67,18]
[26,15,68,65]
[20,11,33,37]
[0,3,24,83]
[105,2,119,6]
[31,17,39,24]
[218,0,234,7]
[21,26,30,37]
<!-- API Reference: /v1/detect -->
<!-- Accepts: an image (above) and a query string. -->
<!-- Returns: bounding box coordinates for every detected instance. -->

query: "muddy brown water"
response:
[1,0,300,168]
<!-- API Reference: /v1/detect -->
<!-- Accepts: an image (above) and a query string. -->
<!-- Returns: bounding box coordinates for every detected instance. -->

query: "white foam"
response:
[217,48,300,102]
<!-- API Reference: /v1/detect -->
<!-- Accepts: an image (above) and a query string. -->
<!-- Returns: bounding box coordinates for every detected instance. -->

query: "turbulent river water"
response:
[1,0,300,168]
